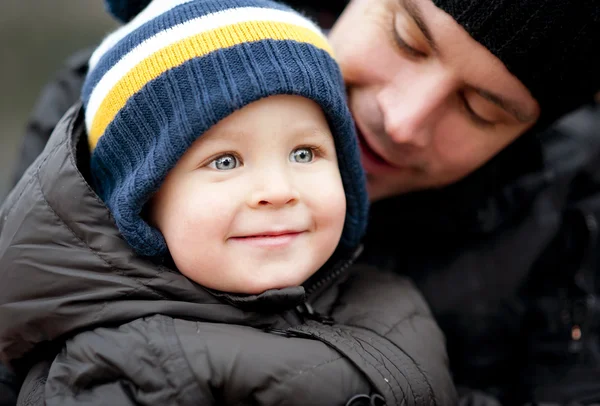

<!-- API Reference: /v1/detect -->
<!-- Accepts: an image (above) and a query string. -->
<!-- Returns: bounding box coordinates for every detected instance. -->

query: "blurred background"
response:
[0,0,117,200]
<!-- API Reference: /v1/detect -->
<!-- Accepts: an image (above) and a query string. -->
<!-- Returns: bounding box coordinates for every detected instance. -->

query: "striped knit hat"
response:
[83,0,367,257]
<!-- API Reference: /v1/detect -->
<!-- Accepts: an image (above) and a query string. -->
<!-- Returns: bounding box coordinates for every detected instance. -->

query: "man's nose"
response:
[248,168,300,208]
[377,69,454,147]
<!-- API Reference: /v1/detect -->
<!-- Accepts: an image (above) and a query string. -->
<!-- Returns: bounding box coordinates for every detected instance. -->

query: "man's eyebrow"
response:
[399,0,439,54]
[475,88,537,123]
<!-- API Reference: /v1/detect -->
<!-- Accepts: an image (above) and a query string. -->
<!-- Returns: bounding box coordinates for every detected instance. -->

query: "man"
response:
[5,0,600,404]
[328,0,600,404]
[330,1,600,404]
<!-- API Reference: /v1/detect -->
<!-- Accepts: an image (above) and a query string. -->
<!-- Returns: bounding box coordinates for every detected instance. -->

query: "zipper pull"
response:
[296,302,335,325]
[264,327,314,339]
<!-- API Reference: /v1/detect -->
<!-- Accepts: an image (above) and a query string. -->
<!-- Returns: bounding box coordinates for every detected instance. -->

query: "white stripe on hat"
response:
[89,0,195,70]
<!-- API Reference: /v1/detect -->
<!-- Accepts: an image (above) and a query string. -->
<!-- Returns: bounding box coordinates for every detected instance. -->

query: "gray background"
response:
[0,1,117,200]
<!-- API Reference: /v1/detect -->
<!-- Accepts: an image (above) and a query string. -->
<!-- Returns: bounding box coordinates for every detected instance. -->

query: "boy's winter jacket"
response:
[0,104,457,405]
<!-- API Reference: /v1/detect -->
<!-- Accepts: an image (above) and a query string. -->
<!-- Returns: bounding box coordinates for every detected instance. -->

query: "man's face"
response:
[148,95,346,294]
[329,0,541,201]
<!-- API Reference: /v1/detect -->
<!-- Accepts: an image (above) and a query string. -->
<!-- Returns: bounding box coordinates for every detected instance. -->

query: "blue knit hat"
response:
[83,0,368,257]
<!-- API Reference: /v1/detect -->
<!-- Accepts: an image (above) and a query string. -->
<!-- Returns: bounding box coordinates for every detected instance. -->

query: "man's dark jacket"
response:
[5,17,600,406]
[363,106,600,406]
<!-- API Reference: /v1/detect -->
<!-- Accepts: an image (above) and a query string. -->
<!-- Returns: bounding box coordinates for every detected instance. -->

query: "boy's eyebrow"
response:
[202,129,247,142]
[398,0,439,54]
[399,0,536,124]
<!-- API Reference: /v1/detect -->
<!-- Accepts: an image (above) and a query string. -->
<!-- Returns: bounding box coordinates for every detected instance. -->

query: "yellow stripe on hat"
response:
[88,21,334,150]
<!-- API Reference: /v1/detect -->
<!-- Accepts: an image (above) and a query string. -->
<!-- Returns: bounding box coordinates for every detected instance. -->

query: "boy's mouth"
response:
[229,230,305,248]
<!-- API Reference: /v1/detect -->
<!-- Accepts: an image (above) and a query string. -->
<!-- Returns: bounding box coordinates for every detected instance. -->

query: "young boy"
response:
[0,0,456,404]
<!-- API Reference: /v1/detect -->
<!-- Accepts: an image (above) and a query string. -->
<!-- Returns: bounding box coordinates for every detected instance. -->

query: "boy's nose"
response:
[248,170,300,208]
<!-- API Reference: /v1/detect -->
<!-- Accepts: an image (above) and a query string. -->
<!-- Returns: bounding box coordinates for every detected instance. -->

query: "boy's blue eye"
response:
[209,154,240,170]
[290,148,314,163]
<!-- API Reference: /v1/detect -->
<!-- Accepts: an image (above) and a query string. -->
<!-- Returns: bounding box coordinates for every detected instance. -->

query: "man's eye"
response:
[290,147,314,163]
[208,153,240,170]
[460,95,497,128]
[392,14,427,58]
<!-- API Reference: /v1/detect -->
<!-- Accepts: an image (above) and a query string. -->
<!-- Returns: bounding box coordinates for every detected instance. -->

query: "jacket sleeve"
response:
[11,47,93,189]
[44,314,373,406]
[330,265,458,405]
[44,315,216,406]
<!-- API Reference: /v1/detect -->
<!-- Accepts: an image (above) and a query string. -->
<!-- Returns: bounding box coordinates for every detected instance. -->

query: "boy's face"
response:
[148,95,347,294]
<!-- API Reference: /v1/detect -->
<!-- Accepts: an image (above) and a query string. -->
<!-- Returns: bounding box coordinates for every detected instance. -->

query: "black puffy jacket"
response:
[0,104,457,405]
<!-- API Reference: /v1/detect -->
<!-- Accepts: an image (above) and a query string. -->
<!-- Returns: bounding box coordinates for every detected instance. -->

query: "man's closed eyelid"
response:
[394,33,427,58]
[460,95,497,128]
[392,16,427,58]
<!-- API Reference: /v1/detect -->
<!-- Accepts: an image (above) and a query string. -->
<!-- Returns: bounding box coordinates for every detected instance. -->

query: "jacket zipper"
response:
[304,245,364,297]
[295,245,364,324]
[267,245,363,335]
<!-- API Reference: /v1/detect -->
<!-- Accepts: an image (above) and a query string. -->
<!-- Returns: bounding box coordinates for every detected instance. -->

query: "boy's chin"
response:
[175,253,324,295]
[229,272,312,296]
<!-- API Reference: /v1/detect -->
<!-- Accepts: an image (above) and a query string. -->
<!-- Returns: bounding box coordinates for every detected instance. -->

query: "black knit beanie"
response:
[432,0,600,128]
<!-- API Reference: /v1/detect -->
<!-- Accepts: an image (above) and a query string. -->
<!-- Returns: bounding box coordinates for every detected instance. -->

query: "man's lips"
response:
[355,126,410,174]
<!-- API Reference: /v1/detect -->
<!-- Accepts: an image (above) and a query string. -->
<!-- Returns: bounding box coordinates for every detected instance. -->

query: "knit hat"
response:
[84,0,368,257]
[432,0,600,128]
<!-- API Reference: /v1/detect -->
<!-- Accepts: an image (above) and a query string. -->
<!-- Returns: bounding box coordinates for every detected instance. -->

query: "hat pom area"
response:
[105,0,152,22]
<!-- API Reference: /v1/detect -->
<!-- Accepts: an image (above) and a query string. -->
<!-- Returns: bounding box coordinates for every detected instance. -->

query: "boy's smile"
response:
[148,95,347,294]
[229,230,306,248]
